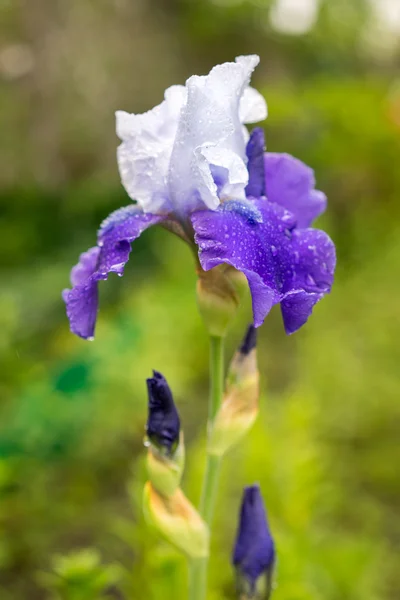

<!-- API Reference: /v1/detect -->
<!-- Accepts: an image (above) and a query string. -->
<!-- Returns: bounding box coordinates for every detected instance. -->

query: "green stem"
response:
[200,335,224,523]
[189,335,225,600]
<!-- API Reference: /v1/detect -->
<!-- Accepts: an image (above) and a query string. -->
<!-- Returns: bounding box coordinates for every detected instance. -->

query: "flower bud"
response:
[143,482,209,559]
[146,370,180,454]
[233,485,275,599]
[146,371,184,495]
[196,265,241,337]
[208,325,259,456]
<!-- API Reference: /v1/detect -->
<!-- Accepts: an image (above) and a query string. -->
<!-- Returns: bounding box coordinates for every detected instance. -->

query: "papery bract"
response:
[143,482,209,559]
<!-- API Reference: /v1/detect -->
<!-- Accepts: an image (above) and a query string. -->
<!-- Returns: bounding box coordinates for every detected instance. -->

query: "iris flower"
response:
[63,55,335,339]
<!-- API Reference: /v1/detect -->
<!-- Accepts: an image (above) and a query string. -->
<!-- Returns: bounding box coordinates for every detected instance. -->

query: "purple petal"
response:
[280,227,335,333]
[62,273,99,342]
[63,206,165,340]
[70,246,100,287]
[192,201,284,327]
[192,199,335,334]
[245,127,266,199]
[280,291,321,336]
[264,153,327,228]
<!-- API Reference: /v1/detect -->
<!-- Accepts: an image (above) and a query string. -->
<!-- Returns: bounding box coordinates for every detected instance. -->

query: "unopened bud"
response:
[208,325,259,456]
[143,482,209,559]
[145,371,184,495]
[146,370,180,454]
[233,485,275,599]
[196,265,242,337]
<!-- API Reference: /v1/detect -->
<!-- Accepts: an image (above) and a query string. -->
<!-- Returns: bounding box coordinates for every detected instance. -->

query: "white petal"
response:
[116,85,186,213]
[115,55,264,216]
[199,145,248,205]
[164,85,187,119]
[192,146,219,210]
[117,141,169,213]
[239,87,268,123]
[168,55,260,214]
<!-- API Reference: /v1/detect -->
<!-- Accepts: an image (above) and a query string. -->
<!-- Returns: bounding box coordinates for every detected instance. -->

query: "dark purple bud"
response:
[233,485,275,599]
[239,324,257,356]
[146,371,180,456]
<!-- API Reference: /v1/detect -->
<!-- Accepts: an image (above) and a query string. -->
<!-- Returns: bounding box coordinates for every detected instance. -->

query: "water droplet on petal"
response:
[282,212,295,225]
[306,274,316,287]
[271,245,278,257]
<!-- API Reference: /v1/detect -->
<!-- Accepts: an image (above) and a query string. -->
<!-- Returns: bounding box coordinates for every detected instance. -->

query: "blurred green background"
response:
[1,0,400,598]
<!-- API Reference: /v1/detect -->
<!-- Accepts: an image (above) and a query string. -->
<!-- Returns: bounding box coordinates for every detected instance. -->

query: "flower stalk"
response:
[189,334,225,600]
[200,335,225,523]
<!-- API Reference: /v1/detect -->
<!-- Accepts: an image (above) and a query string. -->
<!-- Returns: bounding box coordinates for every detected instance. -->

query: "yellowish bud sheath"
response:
[143,482,209,559]
[196,265,241,337]
[146,432,185,497]
[208,345,259,457]
[225,267,249,300]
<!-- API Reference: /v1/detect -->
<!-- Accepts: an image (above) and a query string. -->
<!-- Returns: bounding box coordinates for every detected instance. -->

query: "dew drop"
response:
[271,245,278,257]
[306,274,316,287]
[282,212,294,225]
